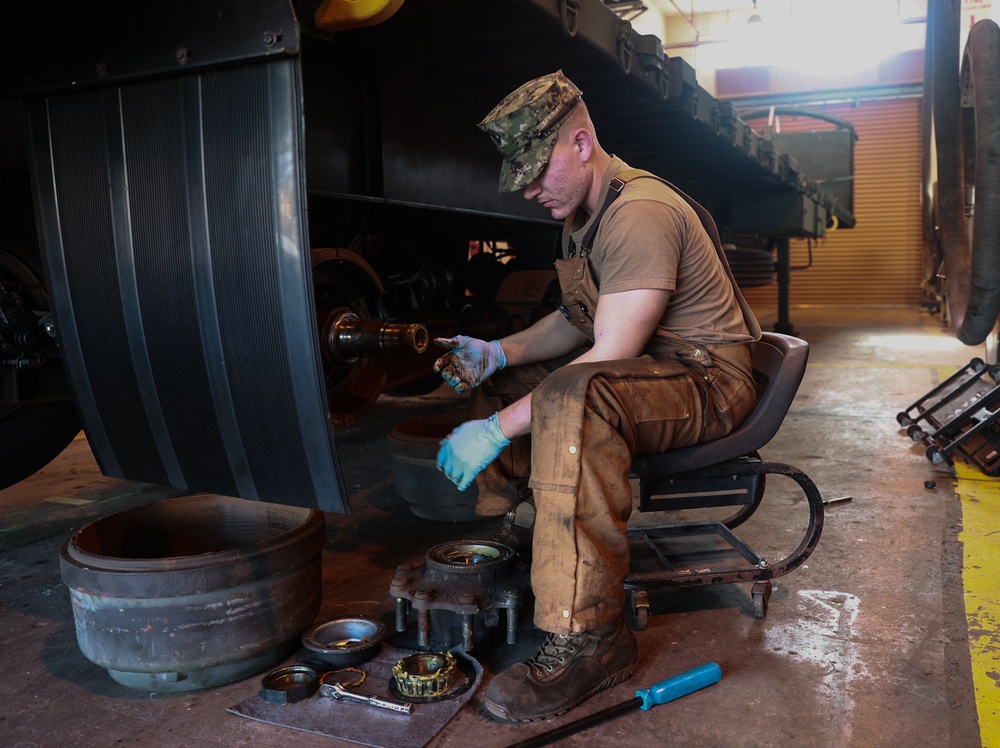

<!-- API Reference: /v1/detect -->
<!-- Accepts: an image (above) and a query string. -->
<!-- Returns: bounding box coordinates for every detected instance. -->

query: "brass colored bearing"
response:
[391,651,457,699]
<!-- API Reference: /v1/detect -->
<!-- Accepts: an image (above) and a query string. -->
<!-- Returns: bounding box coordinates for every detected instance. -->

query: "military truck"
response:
[0,0,853,510]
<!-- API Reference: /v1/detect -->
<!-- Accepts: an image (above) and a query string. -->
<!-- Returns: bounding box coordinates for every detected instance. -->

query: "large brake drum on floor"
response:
[59,494,325,692]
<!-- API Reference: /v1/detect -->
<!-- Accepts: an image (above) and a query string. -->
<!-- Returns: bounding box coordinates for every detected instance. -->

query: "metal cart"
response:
[625,333,825,629]
[898,358,1000,477]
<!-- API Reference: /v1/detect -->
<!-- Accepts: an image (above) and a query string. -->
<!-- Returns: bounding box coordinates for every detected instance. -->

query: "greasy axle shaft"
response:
[324,309,429,365]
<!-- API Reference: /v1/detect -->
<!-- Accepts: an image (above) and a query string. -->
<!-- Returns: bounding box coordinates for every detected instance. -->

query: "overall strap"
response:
[576,168,762,340]
[568,176,627,258]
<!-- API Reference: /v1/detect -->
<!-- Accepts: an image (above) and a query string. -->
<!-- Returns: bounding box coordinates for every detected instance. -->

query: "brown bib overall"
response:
[474,172,761,634]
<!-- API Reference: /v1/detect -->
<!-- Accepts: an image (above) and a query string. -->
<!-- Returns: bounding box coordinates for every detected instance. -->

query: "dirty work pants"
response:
[472,350,756,635]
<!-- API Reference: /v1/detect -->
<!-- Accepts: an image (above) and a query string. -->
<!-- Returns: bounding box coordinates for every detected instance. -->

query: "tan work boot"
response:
[483,617,638,722]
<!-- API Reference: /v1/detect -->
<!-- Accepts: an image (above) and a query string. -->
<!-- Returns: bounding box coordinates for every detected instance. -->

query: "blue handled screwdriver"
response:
[504,662,722,748]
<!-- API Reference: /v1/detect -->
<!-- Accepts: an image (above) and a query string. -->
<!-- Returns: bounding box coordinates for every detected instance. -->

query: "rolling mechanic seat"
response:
[626,332,824,628]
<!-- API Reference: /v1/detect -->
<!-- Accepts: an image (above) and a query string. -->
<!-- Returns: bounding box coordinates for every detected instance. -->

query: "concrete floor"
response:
[0,305,990,747]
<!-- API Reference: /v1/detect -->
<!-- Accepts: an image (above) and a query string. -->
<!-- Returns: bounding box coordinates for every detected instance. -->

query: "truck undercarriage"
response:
[0,0,854,508]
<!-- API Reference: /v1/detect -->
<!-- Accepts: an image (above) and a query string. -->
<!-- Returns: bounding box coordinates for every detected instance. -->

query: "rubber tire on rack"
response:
[0,201,80,489]
[936,15,1000,344]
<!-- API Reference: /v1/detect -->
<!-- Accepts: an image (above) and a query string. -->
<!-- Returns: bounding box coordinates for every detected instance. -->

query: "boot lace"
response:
[527,632,589,673]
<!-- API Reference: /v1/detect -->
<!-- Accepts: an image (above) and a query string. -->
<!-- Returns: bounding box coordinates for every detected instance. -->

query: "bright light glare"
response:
[698,0,925,77]
[865,334,978,353]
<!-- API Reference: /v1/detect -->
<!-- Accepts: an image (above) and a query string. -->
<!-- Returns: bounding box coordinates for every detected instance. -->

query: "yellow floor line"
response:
[957,460,1000,747]
[924,362,1000,744]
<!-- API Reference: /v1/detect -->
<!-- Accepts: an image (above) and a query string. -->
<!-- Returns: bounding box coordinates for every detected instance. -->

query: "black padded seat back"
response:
[631,332,809,476]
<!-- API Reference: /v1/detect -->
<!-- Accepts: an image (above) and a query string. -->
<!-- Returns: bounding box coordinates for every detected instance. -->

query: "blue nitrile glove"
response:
[433,336,507,393]
[436,413,511,491]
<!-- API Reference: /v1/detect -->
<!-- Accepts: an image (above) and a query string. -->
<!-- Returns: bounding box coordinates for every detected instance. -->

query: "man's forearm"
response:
[494,289,671,440]
[499,311,589,367]
[496,392,532,439]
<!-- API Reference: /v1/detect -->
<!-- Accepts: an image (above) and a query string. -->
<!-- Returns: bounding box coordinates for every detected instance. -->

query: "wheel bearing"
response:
[391,651,457,699]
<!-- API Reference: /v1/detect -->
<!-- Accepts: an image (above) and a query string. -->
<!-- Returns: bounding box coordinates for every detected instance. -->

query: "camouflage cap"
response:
[477,70,583,192]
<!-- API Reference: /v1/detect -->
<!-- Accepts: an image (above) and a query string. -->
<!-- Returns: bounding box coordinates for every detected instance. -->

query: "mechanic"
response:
[434,70,762,723]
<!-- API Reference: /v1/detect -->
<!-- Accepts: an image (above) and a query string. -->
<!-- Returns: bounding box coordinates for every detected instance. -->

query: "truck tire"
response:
[0,401,80,489]
[0,211,80,489]
[957,19,1000,344]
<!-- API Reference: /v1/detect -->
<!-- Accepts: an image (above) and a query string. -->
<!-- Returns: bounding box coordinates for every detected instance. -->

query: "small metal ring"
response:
[259,665,319,705]
[319,667,366,689]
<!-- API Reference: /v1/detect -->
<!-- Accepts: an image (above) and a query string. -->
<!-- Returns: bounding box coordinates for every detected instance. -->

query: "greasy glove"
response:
[437,413,510,491]
[433,336,506,393]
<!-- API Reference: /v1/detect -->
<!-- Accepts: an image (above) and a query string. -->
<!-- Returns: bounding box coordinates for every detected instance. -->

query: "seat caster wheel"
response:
[752,581,772,619]
[633,605,648,631]
[627,589,649,631]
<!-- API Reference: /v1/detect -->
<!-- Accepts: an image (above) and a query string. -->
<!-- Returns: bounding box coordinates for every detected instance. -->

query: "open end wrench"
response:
[319,682,413,715]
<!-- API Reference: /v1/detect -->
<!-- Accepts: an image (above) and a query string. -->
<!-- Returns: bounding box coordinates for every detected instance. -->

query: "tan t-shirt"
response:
[564,157,754,347]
